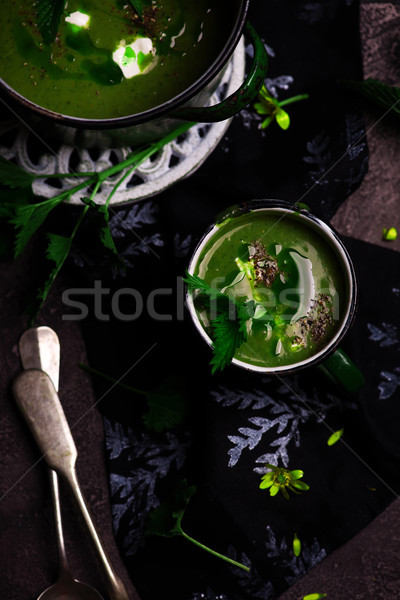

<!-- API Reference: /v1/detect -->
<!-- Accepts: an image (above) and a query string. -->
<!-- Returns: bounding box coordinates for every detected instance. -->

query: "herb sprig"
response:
[0,121,195,321]
[146,479,250,572]
[184,271,254,373]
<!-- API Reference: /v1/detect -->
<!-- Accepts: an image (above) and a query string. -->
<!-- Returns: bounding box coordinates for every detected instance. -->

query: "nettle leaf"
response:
[36,0,67,45]
[11,196,65,256]
[143,375,188,432]
[0,157,35,189]
[344,78,400,118]
[210,304,248,374]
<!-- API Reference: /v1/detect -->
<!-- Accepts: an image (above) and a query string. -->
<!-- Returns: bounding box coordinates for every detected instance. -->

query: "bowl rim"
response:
[0,0,249,129]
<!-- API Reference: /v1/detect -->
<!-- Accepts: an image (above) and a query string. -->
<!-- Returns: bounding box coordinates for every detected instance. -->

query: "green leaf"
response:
[327,428,344,446]
[303,594,327,600]
[209,303,248,374]
[0,157,35,189]
[142,375,188,432]
[36,0,67,45]
[30,233,72,321]
[289,469,304,480]
[11,196,65,256]
[184,271,251,373]
[293,533,301,557]
[183,271,222,299]
[145,479,197,539]
[343,77,400,119]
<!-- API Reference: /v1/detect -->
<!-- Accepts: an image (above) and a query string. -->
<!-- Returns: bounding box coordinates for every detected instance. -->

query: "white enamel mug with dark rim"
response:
[186,199,365,395]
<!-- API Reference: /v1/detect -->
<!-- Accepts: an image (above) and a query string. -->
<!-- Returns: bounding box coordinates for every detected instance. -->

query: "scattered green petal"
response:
[293,533,301,557]
[327,428,344,446]
[382,227,397,241]
[270,485,280,496]
[291,480,310,491]
[303,594,327,600]
[289,469,304,480]
[281,487,290,500]
[261,115,274,129]
[253,102,269,115]
[276,108,290,129]
[259,479,274,489]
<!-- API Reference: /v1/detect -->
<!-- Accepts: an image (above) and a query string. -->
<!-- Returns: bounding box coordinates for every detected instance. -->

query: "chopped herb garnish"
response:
[127,0,153,19]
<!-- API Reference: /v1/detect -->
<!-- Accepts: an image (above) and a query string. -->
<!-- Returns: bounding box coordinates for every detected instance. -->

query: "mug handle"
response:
[318,348,365,395]
[170,22,268,122]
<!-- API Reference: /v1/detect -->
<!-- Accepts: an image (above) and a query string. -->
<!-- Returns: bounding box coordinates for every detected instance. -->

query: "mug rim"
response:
[186,199,358,374]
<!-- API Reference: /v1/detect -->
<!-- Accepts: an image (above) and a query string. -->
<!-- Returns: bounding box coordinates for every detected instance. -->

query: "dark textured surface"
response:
[0,250,139,600]
[0,0,399,599]
[279,3,400,598]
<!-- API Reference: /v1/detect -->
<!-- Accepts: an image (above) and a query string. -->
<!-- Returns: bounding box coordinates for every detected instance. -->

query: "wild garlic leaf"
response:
[36,0,67,45]
[0,157,35,189]
[344,78,400,118]
[11,196,65,256]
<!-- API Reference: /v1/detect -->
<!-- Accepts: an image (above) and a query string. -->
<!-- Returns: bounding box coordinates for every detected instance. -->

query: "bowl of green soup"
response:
[0,0,267,147]
[186,200,365,395]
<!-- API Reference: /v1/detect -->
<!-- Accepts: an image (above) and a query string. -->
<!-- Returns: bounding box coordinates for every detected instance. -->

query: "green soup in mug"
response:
[0,0,228,119]
[188,205,350,370]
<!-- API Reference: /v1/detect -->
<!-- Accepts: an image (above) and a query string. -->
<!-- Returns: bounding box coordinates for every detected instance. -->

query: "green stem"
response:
[179,529,250,572]
[279,94,309,107]
[79,362,147,396]
[99,121,195,182]
[33,171,98,180]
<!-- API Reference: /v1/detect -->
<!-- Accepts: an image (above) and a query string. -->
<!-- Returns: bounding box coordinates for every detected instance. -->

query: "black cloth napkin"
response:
[65,0,400,598]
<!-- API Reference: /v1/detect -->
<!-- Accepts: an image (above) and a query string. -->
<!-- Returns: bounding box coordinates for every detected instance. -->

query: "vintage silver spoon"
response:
[15,327,129,600]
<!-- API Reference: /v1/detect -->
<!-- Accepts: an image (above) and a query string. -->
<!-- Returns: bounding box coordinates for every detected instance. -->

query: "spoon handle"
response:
[63,466,130,600]
[12,369,130,600]
[49,468,70,575]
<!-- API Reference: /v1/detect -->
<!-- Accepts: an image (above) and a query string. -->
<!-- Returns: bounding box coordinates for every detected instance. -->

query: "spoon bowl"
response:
[37,575,104,600]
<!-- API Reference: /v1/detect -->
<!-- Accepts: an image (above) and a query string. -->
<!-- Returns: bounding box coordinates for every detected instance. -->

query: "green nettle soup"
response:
[0,1,226,119]
[192,210,346,369]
